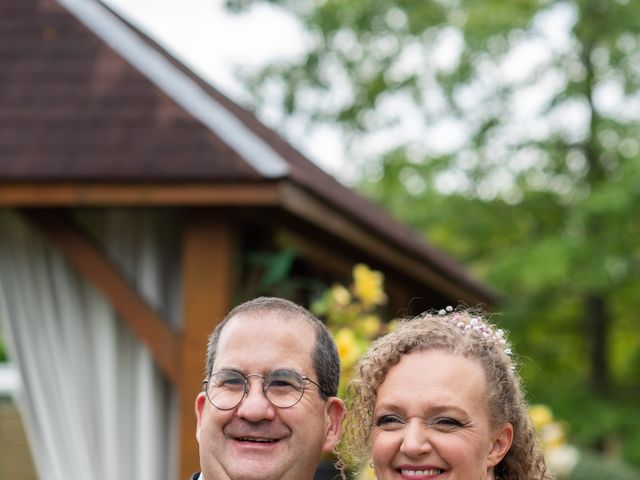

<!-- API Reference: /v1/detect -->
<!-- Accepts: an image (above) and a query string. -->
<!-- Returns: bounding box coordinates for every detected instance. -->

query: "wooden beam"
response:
[178,210,235,479]
[274,230,354,279]
[276,182,494,306]
[275,230,447,315]
[19,209,180,384]
[0,183,280,207]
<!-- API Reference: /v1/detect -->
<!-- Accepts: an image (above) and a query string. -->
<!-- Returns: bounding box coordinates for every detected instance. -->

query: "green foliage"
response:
[530,378,640,465]
[235,248,325,303]
[246,248,297,291]
[230,0,640,468]
[570,452,640,480]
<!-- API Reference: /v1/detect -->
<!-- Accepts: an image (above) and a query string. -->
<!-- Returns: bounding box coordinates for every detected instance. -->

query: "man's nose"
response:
[235,377,276,421]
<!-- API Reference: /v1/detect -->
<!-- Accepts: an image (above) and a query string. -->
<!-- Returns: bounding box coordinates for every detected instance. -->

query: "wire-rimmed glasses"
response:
[203,369,328,410]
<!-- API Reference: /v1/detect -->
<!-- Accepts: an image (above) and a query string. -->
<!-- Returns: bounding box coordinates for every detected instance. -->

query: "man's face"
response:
[195,311,344,480]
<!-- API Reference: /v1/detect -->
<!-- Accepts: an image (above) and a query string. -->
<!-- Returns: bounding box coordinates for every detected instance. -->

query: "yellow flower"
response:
[358,314,382,337]
[386,318,401,332]
[540,423,566,449]
[529,404,554,429]
[528,405,579,478]
[357,460,376,480]
[330,284,352,307]
[547,444,579,477]
[335,328,360,368]
[353,263,387,308]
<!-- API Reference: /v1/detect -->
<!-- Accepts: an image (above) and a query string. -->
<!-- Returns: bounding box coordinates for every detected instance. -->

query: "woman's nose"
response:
[399,421,433,457]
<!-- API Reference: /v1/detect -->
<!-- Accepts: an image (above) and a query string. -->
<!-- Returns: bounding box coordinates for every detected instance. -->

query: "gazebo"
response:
[0,0,496,478]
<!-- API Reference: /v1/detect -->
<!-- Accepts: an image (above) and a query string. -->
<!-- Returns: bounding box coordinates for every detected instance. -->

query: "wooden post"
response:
[178,210,235,479]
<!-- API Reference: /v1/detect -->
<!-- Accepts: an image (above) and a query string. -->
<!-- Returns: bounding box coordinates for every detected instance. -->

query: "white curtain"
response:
[0,209,180,480]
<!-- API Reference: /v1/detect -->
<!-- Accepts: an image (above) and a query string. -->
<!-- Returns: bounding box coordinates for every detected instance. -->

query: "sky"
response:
[102,0,353,181]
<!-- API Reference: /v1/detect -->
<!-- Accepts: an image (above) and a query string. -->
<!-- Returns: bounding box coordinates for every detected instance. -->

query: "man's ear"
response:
[487,422,514,467]
[195,392,208,439]
[322,397,346,453]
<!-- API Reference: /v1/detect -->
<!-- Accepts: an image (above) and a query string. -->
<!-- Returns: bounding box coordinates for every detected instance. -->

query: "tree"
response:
[228,0,640,465]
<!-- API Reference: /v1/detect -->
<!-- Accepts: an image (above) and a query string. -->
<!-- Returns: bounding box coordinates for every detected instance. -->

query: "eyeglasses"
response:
[204,369,328,410]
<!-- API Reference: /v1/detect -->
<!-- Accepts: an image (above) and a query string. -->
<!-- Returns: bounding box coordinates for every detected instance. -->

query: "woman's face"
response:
[370,350,512,480]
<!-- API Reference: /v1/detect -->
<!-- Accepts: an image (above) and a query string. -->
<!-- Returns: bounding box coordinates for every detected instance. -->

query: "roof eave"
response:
[0,178,497,305]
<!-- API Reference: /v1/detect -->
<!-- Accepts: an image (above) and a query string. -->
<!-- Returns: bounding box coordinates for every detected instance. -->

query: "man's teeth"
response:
[237,437,276,443]
[401,469,442,476]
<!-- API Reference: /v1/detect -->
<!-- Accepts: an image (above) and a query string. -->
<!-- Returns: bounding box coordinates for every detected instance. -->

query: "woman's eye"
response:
[375,415,402,427]
[433,417,464,429]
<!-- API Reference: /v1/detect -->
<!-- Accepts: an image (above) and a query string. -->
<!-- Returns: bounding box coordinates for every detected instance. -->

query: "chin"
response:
[229,461,284,480]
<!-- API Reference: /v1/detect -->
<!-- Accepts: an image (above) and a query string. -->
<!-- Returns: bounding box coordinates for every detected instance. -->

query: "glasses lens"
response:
[207,371,246,410]
[264,370,306,408]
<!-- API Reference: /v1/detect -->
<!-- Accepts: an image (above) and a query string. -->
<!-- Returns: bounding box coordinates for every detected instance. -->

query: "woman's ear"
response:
[487,423,514,467]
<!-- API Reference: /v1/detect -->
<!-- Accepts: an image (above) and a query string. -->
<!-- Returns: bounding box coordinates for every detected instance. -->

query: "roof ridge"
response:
[56,0,289,179]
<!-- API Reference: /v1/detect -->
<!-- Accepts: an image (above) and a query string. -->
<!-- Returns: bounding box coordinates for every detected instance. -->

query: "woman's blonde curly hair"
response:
[339,308,550,480]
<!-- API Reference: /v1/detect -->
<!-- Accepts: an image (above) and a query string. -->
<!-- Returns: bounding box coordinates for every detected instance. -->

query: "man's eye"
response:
[269,379,296,389]
[268,370,304,390]
[222,378,244,385]
[218,378,244,389]
[212,372,245,388]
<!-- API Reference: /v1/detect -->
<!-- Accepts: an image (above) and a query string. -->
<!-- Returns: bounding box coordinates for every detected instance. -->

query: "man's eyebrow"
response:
[212,367,243,374]
[212,367,302,376]
[270,368,301,374]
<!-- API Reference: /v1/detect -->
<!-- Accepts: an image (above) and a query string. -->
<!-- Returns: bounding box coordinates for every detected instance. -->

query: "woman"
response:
[341,308,550,480]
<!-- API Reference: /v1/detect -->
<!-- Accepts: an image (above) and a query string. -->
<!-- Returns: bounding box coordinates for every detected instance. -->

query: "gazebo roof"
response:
[0,0,496,305]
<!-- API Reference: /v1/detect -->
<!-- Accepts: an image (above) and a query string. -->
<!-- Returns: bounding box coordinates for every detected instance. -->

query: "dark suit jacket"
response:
[190,474,200,480]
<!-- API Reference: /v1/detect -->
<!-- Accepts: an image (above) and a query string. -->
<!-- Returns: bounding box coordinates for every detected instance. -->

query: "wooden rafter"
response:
[19,208,180,385]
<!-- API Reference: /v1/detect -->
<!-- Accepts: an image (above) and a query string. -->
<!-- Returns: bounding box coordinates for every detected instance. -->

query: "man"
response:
[193,297,346,480]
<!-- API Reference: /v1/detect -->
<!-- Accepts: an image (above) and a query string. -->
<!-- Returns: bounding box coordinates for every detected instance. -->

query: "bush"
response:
[569,452,640,480]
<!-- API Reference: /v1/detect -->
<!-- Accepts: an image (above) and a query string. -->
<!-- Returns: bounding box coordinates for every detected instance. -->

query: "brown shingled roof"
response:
[0,0,258,181]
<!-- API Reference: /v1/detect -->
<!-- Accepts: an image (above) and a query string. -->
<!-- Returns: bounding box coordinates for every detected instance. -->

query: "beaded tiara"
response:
[437,305,513,357]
